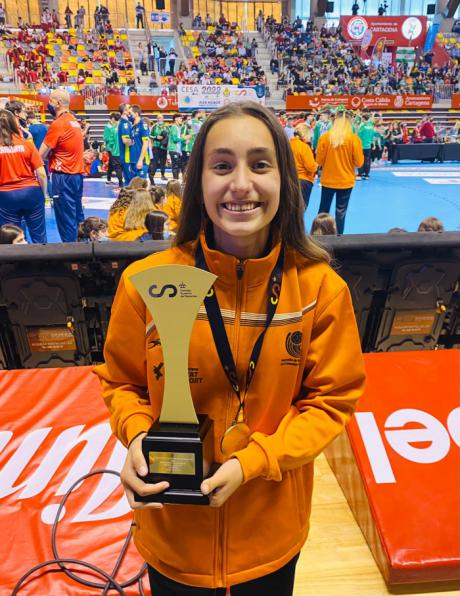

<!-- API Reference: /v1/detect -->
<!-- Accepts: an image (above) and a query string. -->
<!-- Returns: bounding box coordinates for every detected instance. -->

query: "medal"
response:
[220,422,251,457]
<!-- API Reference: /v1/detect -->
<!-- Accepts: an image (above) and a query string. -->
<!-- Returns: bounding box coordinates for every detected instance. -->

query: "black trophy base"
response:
[134,415,215,505]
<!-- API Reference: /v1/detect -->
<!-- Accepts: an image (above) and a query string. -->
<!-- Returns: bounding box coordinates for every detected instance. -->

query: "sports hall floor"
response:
[44,161,460,242]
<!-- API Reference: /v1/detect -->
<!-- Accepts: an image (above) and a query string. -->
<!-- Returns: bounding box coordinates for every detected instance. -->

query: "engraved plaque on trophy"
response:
[129,265,217,505]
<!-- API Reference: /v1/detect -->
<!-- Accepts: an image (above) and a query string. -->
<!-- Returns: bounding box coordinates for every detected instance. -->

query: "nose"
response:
[229,163,253,195]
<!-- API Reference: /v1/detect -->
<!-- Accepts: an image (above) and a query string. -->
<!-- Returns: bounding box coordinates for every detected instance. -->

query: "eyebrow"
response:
[208,147,274,157]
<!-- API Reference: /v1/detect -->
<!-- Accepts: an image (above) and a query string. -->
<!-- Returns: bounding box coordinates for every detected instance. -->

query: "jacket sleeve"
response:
[233,284,366,482]
[302,143,318,177]
[353,134,365,168]
[93,273,154,447]
[315,134,326,166]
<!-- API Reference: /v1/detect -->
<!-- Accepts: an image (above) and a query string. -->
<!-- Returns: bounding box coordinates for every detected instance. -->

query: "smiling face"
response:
[201,115,281,259]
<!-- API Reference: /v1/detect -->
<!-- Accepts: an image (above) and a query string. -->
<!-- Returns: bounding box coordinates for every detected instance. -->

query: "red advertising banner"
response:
[341,350,460,583]
[106,94,178,111]
[340,15,427,47]
[452,93,460,109]
[0,352,458,593]
[286,94,433,111]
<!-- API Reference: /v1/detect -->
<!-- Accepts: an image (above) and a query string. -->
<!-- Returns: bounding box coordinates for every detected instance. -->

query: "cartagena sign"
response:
[341,15,427,46]
[177,84,266,109]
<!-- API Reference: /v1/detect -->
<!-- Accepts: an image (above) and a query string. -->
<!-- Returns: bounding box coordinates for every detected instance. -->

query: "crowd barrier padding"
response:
[0,233,459,369]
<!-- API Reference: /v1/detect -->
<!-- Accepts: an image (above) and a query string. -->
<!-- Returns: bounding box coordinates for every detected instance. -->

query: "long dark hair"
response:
[175,101,330,263]
[0,109,20,146]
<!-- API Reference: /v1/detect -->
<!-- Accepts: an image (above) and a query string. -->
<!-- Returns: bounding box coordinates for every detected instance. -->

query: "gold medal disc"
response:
[220,422,251,456]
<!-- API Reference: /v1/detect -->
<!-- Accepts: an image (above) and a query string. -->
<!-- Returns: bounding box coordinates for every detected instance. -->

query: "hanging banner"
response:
[370,36,386,68]
[423,22,440,53]
[360,28,373,58]
[106,94,178,111]
[340,16,427,47]
[286,94,433,111]
[177,84,266,109]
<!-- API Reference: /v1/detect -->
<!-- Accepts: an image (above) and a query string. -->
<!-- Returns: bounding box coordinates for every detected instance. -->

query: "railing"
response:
[433,84,459,101]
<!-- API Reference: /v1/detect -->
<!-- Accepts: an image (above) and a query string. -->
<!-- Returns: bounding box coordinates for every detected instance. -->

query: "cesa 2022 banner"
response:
[177,84,266,110]
[340,15,428,47]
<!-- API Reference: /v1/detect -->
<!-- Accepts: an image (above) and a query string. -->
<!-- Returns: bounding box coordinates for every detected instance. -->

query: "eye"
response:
[253,161,271,171]
[212,162,232,172]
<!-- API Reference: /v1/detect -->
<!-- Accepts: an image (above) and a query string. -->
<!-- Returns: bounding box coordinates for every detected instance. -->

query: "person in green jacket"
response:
[103,112,123,187]
[312,110,331,151]
[167,113,182,180]
[180,114,195,176]
[357,114,375,180]
[149,114,169,183]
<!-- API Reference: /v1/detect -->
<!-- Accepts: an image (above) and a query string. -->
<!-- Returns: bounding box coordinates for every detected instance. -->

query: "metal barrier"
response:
[0,232,459,369]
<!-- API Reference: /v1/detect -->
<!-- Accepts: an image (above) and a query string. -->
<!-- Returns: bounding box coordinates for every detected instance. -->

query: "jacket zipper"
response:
[217,258,245,587]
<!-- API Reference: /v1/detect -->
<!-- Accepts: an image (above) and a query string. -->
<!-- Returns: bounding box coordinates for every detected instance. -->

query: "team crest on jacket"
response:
[285,331,302,358]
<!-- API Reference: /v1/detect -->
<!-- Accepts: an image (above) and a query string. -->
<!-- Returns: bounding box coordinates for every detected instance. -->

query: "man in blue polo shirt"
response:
[129,104,150,179]
[117,103,133,185]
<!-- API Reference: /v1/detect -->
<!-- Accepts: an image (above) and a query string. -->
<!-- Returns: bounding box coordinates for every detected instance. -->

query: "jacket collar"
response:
[196,228,282,288]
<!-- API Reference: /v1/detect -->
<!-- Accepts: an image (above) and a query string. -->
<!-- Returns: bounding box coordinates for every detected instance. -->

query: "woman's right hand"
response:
[121,432,169,510]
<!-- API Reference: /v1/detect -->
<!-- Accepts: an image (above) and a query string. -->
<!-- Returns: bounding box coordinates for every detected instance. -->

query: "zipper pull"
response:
[236,259,244,280]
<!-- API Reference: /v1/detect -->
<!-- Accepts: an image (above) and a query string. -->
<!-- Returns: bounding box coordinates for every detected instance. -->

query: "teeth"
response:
[224,203,259,212]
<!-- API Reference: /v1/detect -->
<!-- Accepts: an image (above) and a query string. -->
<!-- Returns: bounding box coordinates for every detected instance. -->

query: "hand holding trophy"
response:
[129,264,217,505]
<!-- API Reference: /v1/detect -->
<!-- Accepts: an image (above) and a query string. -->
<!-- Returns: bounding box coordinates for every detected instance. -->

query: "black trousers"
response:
[358,148,372,177]
[148,553,300,596]
[300,179,313,209]
[169,151,182,179]
[107,152,123,186]
[149,147,167,181]
[136,14,144,27]
[181,151,190,175]
[318,186,353,235]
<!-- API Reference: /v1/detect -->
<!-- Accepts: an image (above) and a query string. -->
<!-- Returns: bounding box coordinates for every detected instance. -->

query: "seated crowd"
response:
[263,17,459,97]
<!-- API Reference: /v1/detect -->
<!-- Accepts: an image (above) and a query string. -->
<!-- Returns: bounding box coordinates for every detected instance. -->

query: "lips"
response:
[222,202,262,212]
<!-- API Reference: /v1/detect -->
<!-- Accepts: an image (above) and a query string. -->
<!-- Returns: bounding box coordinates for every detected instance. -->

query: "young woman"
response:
[95,102,365,595]
[316,110,364,234]
[289,123,317,209]
[107,176,148,240]
[162,179,182,233]
[77,216,108,242]
[121,189,155,241]
[0,109,47,243]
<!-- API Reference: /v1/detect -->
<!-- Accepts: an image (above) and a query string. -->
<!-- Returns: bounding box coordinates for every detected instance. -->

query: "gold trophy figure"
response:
[130,265,217,505]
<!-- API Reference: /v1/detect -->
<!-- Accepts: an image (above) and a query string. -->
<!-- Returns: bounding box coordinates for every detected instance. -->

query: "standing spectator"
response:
[289,124,317,209]
[0,110,47,243]
[135,1,145,28]
[158,46,167,76]
[168,48,178,75]
[0,3,6,27]
[167,113,182,180]
[118,103,134,185]
[130,104,150,179]
[149,114,168,182]
[26,112,48,151]
[316,110,364,234]
[64,5,73,29]
[180,114,194,175]
[77,5,85,28]
[80,117,91,150]
[104,112,123,187]
[312,111,331,151]
[257,9,264,32]
[419,117,436,143]
[147,39,156,72]
[357,114,374,180]
[39,89,84,243]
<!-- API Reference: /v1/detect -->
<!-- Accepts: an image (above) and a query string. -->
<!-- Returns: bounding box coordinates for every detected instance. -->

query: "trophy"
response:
[129,265,217,505]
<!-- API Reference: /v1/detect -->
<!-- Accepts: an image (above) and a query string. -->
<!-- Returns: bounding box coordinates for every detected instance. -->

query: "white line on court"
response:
[422,178,460,185]
[392,172,460,177]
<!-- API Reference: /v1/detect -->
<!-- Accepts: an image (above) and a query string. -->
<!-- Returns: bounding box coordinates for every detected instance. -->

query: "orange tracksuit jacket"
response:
[316,131,364,189]
[94,231,366,588]
[289,137,318,183]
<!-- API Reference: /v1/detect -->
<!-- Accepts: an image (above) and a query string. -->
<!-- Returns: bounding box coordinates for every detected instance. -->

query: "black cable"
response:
[12,469,147,595]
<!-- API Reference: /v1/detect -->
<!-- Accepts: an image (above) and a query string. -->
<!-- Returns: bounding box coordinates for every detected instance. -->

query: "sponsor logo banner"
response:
[106,94,178,111]
[286,94,433,111]
[341,16,427,46]
[177,85,265,109]
[348,350,460,575]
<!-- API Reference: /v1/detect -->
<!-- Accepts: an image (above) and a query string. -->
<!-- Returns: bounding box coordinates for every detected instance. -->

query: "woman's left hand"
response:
[201,458,244,507]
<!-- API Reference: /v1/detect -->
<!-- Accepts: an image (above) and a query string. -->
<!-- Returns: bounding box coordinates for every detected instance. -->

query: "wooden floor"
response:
[295,454,459,596]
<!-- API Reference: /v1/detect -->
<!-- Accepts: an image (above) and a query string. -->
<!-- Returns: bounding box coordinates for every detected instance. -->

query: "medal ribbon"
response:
[195,240,284,420]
